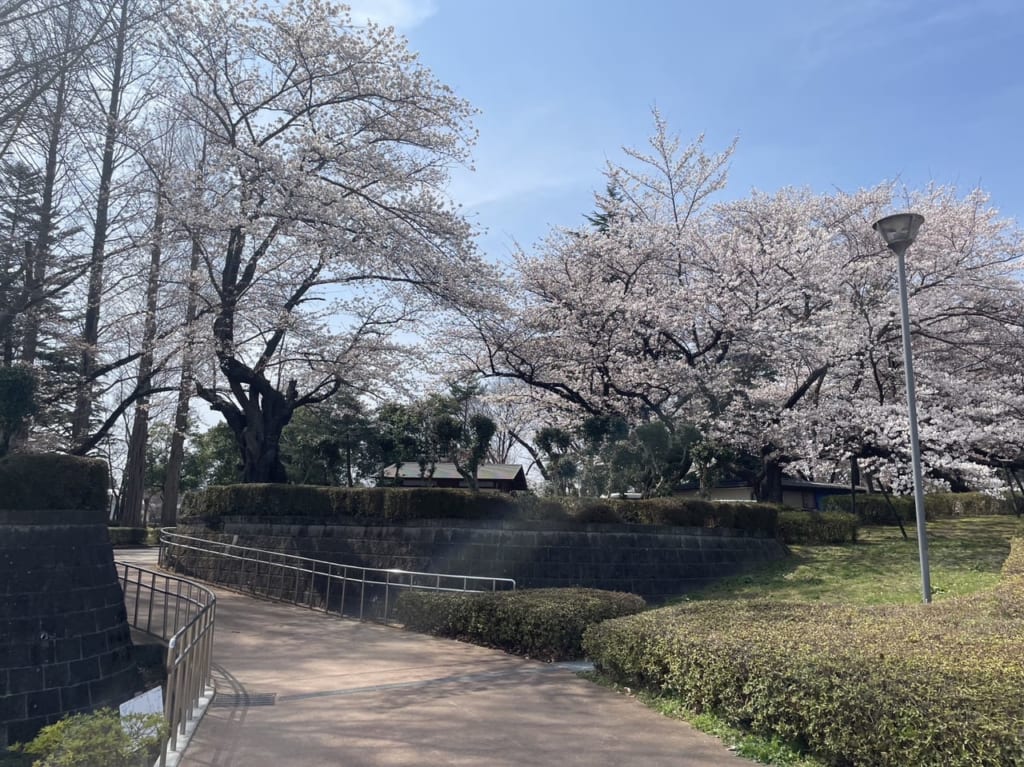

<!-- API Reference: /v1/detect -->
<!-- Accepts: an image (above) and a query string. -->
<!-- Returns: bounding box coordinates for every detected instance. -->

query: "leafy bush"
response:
[567,499,622,524]
[824,493,913,524]
[583,596,1024,766]
[615,498,779,533]
[181,485,779,534]
[106,527,148,546]
[396,587,646,661]
[13,708,166,767]
[0,454,108,511]
[776,510,858,544]
[1002,537,1024,577]
[826,491,1013,524]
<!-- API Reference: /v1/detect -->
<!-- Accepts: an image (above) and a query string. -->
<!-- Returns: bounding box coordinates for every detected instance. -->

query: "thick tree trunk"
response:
[239,402,290,483]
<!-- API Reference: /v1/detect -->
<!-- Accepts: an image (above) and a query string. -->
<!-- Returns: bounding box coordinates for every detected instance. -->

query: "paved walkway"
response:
[116,548,752,767]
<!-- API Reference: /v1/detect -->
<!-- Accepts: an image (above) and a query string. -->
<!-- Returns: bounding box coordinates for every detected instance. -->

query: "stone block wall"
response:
[1,457,139,748]
[176,517,787,601]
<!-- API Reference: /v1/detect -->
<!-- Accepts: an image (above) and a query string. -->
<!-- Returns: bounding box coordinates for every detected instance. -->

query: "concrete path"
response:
[116,548,752,767]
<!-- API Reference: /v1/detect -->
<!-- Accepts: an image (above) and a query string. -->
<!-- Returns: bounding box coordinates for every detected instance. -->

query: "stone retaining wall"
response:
[0,457,139,748]
[176,517,787,601]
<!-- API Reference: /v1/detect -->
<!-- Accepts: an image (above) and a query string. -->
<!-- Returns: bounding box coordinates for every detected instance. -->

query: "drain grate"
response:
[210,692,278,708]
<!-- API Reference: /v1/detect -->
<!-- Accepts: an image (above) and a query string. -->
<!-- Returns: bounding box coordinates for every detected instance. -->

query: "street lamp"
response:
[873,212,931,603]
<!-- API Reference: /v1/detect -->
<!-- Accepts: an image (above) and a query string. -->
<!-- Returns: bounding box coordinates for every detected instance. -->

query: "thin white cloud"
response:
[448,165,577,210]
[345,0,438,29]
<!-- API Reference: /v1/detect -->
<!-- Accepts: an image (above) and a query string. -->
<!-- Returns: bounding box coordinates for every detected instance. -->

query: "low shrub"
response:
[13,708,166,767]
[583,597,1024,767]
[396,587,646,661]
[776,510,858,544]
[567,499,622,524]
[107,527,148,546]
[826,491,1014,524]
[1002,537,1024,577]
[615,498,779,533]
[0,453,108,511]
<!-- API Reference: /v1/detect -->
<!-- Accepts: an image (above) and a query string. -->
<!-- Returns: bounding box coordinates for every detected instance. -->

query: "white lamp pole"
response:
[873,212,931,604]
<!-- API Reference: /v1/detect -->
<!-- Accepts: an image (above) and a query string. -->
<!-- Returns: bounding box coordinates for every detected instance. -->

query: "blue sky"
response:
[351,0,1024,261]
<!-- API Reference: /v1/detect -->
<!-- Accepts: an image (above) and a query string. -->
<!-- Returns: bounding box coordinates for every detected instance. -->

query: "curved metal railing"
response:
[117,562,216,767]
[158,528,515,624]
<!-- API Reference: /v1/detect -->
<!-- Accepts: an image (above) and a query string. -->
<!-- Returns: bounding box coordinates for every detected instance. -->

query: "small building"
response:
[676,478,864,510]
[379,462,528,493]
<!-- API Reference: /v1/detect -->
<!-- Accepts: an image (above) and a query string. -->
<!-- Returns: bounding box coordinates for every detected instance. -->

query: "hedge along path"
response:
[583,539,1024,767]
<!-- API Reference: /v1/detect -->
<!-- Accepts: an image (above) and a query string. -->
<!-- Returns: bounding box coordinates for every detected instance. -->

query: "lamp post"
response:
[873,212,931,604]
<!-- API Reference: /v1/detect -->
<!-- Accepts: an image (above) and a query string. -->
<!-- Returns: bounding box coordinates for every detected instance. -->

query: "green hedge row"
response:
[395,587,646,661]
[107,527,148,546]
[181,485,780,534]
[0,453,108,511]
[583,595,1024,766]
[776,510,858,544]
[825,491,1015,524]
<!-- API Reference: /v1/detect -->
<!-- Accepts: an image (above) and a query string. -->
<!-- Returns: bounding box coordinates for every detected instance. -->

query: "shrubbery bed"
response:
[395,587,645,661]
[583,543,1024,766]
[776,510,858,544]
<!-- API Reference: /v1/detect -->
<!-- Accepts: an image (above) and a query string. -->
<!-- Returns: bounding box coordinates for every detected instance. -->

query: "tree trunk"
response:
[239,400,290,483]
[756,452,784,504]
[116,183,163,526]
[71,0,129,443]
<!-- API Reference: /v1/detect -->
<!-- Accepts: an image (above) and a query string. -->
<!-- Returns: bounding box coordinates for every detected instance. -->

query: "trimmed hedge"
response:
[825,491,1013,524]
[395,587,646,661]
[583,593,1024,766]
[181,484,520,523]
[107,527,148,546]
[777,510,858,544]
[181,484,780,534]
[824,493,913,524]
[0,453,108,511]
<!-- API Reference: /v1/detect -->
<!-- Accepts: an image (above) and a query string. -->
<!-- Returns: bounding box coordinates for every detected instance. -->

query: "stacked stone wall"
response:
[176,517,787,601]
[1,457,138,748]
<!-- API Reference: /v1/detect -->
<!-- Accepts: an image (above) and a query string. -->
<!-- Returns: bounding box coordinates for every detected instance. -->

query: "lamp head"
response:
[873,213,924,252]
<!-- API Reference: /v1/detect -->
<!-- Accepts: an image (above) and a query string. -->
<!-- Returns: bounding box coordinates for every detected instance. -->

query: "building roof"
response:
[380,462,525,482]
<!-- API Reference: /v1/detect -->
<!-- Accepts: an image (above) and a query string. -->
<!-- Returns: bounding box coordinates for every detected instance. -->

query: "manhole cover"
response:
[210,692,277,708]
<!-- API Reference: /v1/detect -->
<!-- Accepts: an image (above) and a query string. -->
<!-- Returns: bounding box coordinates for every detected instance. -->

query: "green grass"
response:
[689,515,1024,605]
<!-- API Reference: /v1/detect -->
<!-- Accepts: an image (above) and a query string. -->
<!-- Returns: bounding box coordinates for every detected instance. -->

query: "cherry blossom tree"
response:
[460,113,1024,501]
[162,0,481,482]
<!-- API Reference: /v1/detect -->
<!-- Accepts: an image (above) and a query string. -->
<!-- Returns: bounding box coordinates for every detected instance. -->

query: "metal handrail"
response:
[117,562,216,767]
[158,528,515,624]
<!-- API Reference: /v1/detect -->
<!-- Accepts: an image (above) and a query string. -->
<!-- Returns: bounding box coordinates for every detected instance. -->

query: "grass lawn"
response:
[690,515,1024,605]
